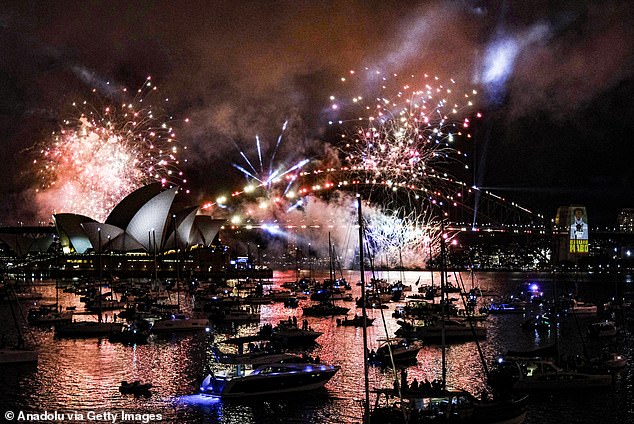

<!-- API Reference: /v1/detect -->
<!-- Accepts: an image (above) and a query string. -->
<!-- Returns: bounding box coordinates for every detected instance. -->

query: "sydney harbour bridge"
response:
[1,172,632,275]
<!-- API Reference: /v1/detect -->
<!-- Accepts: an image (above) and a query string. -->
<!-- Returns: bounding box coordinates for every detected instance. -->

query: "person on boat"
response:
[401,369,408,391]
[410,378,419,392]
[422,378,432,394]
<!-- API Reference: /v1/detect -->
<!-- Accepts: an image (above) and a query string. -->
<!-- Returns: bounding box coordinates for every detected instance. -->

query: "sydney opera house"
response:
[0,183,266,279]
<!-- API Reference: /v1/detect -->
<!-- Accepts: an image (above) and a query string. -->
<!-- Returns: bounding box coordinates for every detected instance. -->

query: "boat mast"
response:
[357,196,370,423]
[328,232,334,282]
[440,219,447,389]
[173,214,180,311]
[98,227,102,323]
[398,247,404,285]
[429,240,435,304]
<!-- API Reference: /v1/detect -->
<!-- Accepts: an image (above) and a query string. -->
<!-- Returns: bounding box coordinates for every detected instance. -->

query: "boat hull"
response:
[0,349,38,365]
[201,364,340,398]
[55,322,124,337]
[151,318,210,333]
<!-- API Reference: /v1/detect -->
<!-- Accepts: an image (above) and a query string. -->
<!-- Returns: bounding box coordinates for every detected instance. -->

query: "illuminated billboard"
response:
[569,206,588,254]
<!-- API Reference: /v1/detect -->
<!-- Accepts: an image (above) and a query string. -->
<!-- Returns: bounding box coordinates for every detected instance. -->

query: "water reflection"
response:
[0,270,632,423]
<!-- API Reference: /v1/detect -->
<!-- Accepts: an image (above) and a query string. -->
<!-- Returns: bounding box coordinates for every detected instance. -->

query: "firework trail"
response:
[31,77,188,222]
[231,120,309,195]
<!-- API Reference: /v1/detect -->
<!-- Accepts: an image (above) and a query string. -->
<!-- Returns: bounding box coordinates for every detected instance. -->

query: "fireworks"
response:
[32,77,187,222]
[231,120,309,196]
[203,69,481,267]
[362,205,442,266]
[329,69,479,201]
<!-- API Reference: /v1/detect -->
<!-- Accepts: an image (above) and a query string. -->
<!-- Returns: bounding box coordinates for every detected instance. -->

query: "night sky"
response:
[1,0,633,226]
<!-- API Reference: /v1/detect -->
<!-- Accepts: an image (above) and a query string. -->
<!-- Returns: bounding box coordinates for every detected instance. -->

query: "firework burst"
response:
[231,120,309,197]
[328,69,480,205]
[32,77,188,222]
[362,205,441,266]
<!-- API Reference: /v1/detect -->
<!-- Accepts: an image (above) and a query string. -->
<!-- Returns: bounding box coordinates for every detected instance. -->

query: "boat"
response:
[283,296,299,308]
[587,320,618,337]
[302,302,349,317]
[491,356,613,391]
[520,313,555,331]
[0,284,39,365]
[27,305,73,326]
[108,320,151,344]
[150,314,210,333]
[395,318,487,343]
[337,314,375,327]
[199,362,340,398]
[259,320,323,347]
[119,380,152,395]
[208,306,260,324]
[55,321,124,337]
[303,233,351,317]
[369,338,423,366]
[210,343,300,365]
[559,297,598,315]
[371,386,528,424]
[487,301,527,314]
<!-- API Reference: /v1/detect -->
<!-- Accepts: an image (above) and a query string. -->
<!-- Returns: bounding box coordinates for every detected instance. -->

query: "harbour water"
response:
[1,270,633,423]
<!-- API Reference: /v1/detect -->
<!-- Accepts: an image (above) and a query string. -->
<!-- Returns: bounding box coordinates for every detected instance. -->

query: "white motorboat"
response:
[200,362,340,398]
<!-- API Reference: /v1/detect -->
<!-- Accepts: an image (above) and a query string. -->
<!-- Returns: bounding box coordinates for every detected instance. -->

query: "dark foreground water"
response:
[1,270,633,423]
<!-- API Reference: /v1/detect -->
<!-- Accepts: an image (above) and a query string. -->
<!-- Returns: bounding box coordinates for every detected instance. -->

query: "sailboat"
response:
[302,233,350,317]
[369,218,528,424]
[56,228,123,337]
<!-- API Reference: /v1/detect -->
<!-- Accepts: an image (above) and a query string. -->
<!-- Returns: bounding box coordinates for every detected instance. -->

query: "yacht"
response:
[55,321,124,337]
[150,314,210,333]
[372,386,528,424]
[28,306,73,326]
[587,320,618,337]
[395,318,487,342]
[200,362,340,398]
[210,344,299,366]
[369,338,423,365]
[259,320,323,347]
[492,356,613,391]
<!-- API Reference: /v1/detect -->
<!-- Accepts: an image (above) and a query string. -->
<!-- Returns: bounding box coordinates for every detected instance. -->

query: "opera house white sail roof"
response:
[51,184,224,254]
